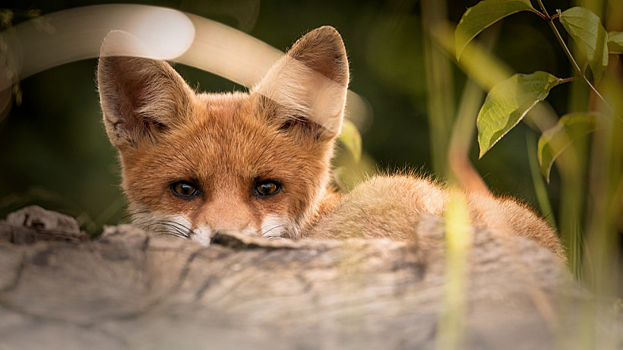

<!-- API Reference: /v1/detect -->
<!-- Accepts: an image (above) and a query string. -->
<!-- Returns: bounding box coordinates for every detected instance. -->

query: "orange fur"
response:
[98,26,564,258]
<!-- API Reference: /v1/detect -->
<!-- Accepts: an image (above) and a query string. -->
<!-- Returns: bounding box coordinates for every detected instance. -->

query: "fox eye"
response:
[254,180,281,198]
[170,181,199,200]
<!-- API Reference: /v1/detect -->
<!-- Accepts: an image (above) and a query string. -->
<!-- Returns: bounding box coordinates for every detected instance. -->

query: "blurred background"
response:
[0,0,591,234]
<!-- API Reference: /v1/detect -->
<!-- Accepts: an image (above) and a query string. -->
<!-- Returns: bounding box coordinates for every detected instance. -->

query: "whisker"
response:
[137,218,193,239]
[158,221,193,239]
[262,224,286,237]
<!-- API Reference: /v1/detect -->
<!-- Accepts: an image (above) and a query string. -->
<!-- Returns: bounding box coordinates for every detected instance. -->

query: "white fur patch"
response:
[131,208,194,240]
[260,215,290,239]
[169,214,192,228]
[191,225,213,247]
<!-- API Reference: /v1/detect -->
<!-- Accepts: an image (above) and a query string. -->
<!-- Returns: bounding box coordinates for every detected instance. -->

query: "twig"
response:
[535,0,610,108]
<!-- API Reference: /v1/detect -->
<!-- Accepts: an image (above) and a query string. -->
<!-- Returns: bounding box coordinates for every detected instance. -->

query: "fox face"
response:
[98,27,349,245]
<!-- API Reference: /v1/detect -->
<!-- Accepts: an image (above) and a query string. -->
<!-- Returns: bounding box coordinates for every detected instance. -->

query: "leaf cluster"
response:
[456,0,619,181]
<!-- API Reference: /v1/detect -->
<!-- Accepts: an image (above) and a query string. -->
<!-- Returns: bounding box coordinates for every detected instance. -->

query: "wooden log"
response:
[0,206,619,349]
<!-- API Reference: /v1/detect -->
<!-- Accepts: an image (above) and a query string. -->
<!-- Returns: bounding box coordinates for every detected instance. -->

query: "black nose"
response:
[210,232,222,245]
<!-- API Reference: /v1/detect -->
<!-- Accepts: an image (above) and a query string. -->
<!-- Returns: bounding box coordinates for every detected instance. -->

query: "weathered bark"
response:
[0,206,620,349]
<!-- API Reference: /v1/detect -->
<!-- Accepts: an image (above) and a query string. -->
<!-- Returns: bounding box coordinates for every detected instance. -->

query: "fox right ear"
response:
[253,26,349,137]
[97,56,194,149]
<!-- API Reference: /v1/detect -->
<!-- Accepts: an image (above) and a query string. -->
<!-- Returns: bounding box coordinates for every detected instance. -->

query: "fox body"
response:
[98,26,563,257]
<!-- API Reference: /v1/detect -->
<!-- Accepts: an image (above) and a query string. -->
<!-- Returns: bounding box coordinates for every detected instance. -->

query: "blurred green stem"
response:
[526,132,557,229]
[422,0,454,177]
[447,27,499,192]
[422,2,468,349]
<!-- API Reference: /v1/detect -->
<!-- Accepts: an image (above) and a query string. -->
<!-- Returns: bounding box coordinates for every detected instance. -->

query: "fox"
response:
[98,26,564,258]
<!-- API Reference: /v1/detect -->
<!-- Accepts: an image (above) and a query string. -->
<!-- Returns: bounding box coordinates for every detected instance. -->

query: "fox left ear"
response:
[253,26,349,137]
[98,55,194,149]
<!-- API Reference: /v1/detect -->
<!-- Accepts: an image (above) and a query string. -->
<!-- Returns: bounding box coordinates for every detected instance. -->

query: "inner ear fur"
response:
[253,26,350,138]
[97,56,194,149]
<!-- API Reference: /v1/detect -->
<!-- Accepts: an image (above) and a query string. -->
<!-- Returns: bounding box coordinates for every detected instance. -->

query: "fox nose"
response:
[210,232,222,244]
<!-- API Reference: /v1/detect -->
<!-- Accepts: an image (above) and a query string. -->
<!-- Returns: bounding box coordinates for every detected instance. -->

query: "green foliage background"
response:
[0,0,587,232]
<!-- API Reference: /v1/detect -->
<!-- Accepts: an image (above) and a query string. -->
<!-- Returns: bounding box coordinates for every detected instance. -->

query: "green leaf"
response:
[559,7,608,81]
[455,0,533,60]
[607,31,623,54]
[477,71,565,158]
[537,113,601,182]
[338,119,362,163]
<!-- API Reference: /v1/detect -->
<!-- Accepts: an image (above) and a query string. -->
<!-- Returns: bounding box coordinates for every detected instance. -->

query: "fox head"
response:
[98,26,349,245]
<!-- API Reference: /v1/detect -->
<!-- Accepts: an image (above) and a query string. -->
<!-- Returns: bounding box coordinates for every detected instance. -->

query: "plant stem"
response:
[535,0,609,108]
[530,8,548,20]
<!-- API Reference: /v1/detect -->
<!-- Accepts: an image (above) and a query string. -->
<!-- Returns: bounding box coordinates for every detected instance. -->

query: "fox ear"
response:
[253,26,349,137]
[97,56,194,149]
